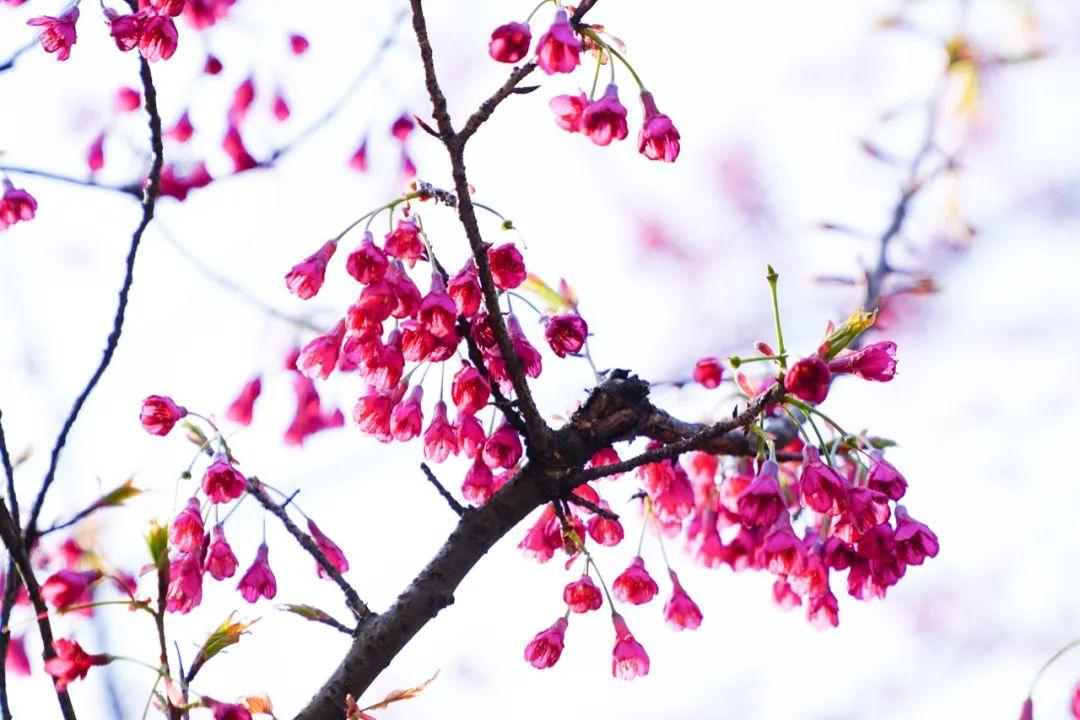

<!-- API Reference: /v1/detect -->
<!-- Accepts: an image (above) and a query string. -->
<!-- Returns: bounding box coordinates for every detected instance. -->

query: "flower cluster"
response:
[488,7,681,162]
[138,395,350,615]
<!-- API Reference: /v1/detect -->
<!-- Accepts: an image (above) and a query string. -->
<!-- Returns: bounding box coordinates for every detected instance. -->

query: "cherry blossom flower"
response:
[564,576,603,613]
[663,571,703,630]
[202,457,247,504]
[828,341,897,381]
[225,376,262,426]
[169,497,205,553]
[44,639,109,691]
[206,525,238,580]
[612,556,659,605]
[544,314,588,357]
[549,92,587,133]
[140,395,187,435]
[638,91,681,162]
[692,357,723,389]
[786,356,831,404]
[524,616,567,669]
[535,10,581,74]
[238,543,277,602]
[489,22,531,63]
[27,8,79,62]
[581,85,629,147]
[309,521,350,577]
[611,614,649,679]
[285,241,337,299]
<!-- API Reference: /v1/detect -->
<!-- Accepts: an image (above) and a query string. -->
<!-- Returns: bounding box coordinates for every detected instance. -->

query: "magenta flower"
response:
[481,420,522,470]
[692,357,723,389]
[489,21,531,63]
[201,457,247,504]
[663,571,703,630]
[587,506,624,546]
[523,617,567,669]
[487,243,527,290]
[786,355,832,404]
[225,376,262,426]
[549,93,587,133]
[638,91,681,162]
[581,84,629,147]
[455,412,486,459]
[285,241,337,300]
[544,314,588,358]
[390,114,415,143]
[0,182,38,230]
[563,576,603,613]
[611,614,649,679]
[462,455,494,506]
[762,516,805,575]
[390,386,425,442]
[289,33,309,55]
[893,506,939,565]
[612,556,659,605]
[736,460,786,527]
[345,232,388,284]
[238,543,277,602]
[384,219,425,266]
[308,521,350,577]
[806,589,839,629]
[535,10,581,74]
[140,395,187,436]
[798,445,848,515]
[418,274,458,339]
[87,133,105,174]
[138,13,179,63]
[27,7,79,62]
[867,456,907,500]
[451,361,491,415]
[422,401,459,463]
[44,639,109,691]
[106,10,142,52]
[297,321,347,380]
[169,497,205,553]
[206,524,238,580]
[41,569,101,609]
[448,260,482,318]
[349,138,369,173]
[166,552,204,613]
[828,341,897,381]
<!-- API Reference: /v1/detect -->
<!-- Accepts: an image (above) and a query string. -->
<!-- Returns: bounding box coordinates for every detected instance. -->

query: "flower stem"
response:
[765,265,787,369]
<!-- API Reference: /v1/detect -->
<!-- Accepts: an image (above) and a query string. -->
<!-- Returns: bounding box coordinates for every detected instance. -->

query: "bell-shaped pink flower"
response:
[611,614,649,679]
[612,556,659,605]
[481,420,522,469]
[772,577,803,610]
[201,456,247,504]
[786,356,831,404]
[448,260,483,318]
[390,386,424,442]
[106,10,142,52]
[893,506,939,565]
[166,552,204,614]
[5,635,29,677]
[386,263,422,318]
[384,219,424,265]
[544,314,587,358]
[588,446,622,477]
[692,357,723,389]
[41,569,101,609]
[345,232,388,284]
[169,497,205,553]
[489,21,531,63]
[225,376,261,426]
[455,411,486,459]
[297,321,347,380]
[867,456,907,501]
[308,520,350,577]
[349,138,369,173]
[587,504,624,546]
[638,92,681,162]
[44,639,109,691]
[27,7,79,61]
[535,10,581,74]
[423,401,459,462]
[799,446,848,515]
[736,460,786,527]
[138,13,179,63]
[581,84,629,147]
[206,524,238,580]
[523,616,567,669]
[549,93,587,133]
[289,33,309,55]
[166,111,194,143]
[87,133,105,174]
[147,0,184,17]
[564,576,603,613]
[663,571,702,630]
[353,386,402,442]
[828,341,897,382]
[419,274,458,338]
[140,395,187,435]
[272,91,291,122]
[451,361,491,415]
[762,515,805,575]
[462,455,494,506]
[806,589,840,629]
[487,243,527,290]
[285,241,337,300]
[238,543,277,602]
[0,182,38,230]
[836,487,891,541]
[390,114,414,142]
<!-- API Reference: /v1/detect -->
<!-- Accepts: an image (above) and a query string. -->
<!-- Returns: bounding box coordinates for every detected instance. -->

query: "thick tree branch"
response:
[247,479,373,621]
[24,56,164,545]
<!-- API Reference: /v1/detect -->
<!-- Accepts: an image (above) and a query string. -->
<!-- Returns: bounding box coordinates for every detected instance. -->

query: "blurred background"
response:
[2,0,1080,717]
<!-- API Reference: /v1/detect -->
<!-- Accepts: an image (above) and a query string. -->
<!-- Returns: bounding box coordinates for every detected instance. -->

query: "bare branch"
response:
[419,463,465,517]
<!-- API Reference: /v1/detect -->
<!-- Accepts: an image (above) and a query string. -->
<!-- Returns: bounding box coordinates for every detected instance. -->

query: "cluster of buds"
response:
[488,6,681,162]
[138,395,350,614]
[283,186,588,504]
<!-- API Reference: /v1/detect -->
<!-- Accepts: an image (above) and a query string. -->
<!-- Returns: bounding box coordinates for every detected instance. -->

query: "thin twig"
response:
[0,166,140,197]
[0,40,39,74]
[24,55,165,545]
[246,478,373,621]
[419,463,465,516]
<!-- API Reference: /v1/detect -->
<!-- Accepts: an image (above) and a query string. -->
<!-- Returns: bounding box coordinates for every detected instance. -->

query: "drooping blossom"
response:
[116,86,141,112]
[893,506,939,565]
[736,460,786,527]
[612,556,659,605]
[308,521,349,577]
[106,10,142,52]
[806,589,840,629]
[86,133,105,174]
[184,0,236,31]
[44,639,109,691]
[692,357,723,389]
[203,54,223,74]
[549,92,588,133]
[489,21,531,63]
[5,636,29,677]
[349,138,369,172]
[867,456,907,500]
[762,515,806,575]
[462,455,494,506]
[147,0,185,16]
[138,13,179,63]
[390,386,425,442]
[228,76,256,124]
[663,571,703,630]
[289,33,309,55]
[451,361,491,415]
[169,497,205,553]
[564,576,603,613]
[140,395,187,435]
[353,386,401,442]
[455,412,486,459]
[390,114,414,143]
[41,569,101,609]
[828,341,897,382]
[206,524,238,580]
[167,111,194,142]
[638,91,681,162]
[422,401,459,463]
[345,232,388,284]
[448,260,482,317]
[27,8,79,62]
[201,456,246,504]
[482,421,522,470]
[286,375,345,446]
[297,321,347,380]
[581,84,629,147]
[222,124,257,172]
[611,614,649,679]
[225,376,261,426]
[544,314,587,357]
[238,543,277,602]
[166,553,204,613]
[786,356,831,404]
[587,506,624,546]
[285,241,336,299]
[524,616,567,669]
[799,445,848,515]
[418,274,458,338]
[535,10,581,74]
[384,219,425,265]
[0,182,38,230]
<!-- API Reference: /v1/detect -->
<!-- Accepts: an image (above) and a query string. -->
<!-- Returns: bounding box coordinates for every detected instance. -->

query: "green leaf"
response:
[188,614,256,680]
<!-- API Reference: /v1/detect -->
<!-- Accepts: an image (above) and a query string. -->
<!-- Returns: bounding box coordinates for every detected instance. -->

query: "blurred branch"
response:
[0,40,37,75]
[0,166,140,197]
